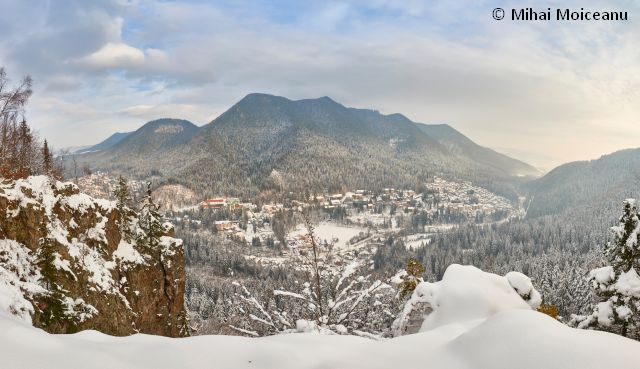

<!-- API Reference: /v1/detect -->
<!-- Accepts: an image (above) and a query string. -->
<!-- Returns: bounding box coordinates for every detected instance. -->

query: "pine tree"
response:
[113,175,134,241]
[42,139,52,176]
[37,236,57,291]
[17,119,33,177]
[36,235,67,328]
[572,199,640,339]
[606,200,640,272]
[139,182,164,249]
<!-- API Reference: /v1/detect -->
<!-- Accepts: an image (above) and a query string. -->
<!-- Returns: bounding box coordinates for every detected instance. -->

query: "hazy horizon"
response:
[1,0,638,170]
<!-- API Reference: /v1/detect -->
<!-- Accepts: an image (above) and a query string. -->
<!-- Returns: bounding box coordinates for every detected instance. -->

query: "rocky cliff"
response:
[0,176,188,336]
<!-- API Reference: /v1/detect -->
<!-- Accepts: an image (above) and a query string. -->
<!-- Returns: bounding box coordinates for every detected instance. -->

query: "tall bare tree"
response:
[0,67,39,179]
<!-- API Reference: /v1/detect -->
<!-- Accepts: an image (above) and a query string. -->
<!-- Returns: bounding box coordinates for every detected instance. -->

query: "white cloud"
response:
[2,0,639,169]
[80,42,145,69]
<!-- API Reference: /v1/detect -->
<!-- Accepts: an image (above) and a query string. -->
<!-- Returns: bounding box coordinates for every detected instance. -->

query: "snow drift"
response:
[1,264,638,369]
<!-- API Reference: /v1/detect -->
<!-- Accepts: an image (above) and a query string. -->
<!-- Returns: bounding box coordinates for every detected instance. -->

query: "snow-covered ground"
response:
[346,211,391,227]
[402,233,433,249]
[1,265,639,369]
[289,222,366,250]
[400,226,457,250]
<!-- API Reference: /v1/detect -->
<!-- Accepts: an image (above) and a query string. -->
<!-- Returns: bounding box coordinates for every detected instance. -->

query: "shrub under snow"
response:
[392,264,542,336]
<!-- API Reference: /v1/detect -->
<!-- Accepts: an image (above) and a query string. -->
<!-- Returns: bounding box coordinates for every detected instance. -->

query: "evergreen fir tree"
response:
[605,200,640,272]
[113,175,134,241]
[36,235,67,328]
[114,175,132,209]
[37,236,57,291]
[42,139,52,176]
[139,182,164,249]
[573,199,640,339]
[17,119,33,177]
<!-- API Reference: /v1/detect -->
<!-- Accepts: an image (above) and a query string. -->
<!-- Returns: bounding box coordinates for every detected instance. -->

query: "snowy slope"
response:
[1,265,638,369]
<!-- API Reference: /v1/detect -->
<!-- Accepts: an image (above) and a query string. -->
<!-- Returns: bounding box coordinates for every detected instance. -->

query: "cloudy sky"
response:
[1,0,638,170]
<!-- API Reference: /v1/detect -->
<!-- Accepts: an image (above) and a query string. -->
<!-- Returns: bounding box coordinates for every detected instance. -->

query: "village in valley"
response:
[71,172,521,269]
[77,172,522,262]
[148,176,518,264]
[75,173,519,257]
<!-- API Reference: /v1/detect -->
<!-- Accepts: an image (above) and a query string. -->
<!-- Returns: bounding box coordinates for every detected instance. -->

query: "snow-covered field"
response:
[2,265,639,369]
[403,233,432,249]
[289,222,365,249]
[347,211,388,226]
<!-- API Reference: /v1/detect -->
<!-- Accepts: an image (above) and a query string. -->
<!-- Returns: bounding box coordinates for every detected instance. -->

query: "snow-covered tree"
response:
[41,139,52,176]
[36,235,69,329]
[571,199,640,339]
[138,182,164,249]
[114,175,132,209]
[231,214,399,338]
[113,175,135,242]
[232,261,397,338]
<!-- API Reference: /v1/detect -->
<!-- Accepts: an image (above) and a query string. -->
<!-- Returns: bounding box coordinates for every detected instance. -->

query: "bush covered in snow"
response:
[231,216,400,338]
[392,264,542,336]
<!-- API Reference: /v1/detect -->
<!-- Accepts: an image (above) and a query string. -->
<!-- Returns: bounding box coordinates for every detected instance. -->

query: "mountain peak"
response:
[103,118,200,154]
[138,118,198,132]
[313,95,339,104]
[237,93,343,108]
[236,93,289,106]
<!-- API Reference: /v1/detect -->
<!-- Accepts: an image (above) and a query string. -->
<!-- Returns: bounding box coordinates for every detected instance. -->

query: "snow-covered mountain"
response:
[1,264,638,369]
[0,176,188,336]
[76,94,539,198]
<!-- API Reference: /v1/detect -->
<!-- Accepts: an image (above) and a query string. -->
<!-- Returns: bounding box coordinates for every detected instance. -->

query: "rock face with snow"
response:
[0,176,188,337]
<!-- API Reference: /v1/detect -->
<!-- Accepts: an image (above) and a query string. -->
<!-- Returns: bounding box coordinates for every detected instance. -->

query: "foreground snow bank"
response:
[1,265,639,369]
[419,265,542,331]
[1,308,638,369]
[393,264,542,335]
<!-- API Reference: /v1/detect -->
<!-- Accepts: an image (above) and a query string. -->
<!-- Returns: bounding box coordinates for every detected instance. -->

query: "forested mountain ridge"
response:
[525,148,640,220]
[418,123,540,177]
[77,131,131,154]
[77,94,539,198]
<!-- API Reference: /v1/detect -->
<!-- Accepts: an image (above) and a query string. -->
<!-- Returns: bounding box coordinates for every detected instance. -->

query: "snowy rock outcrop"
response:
[0,176,188,336]
[393,264,542,336]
